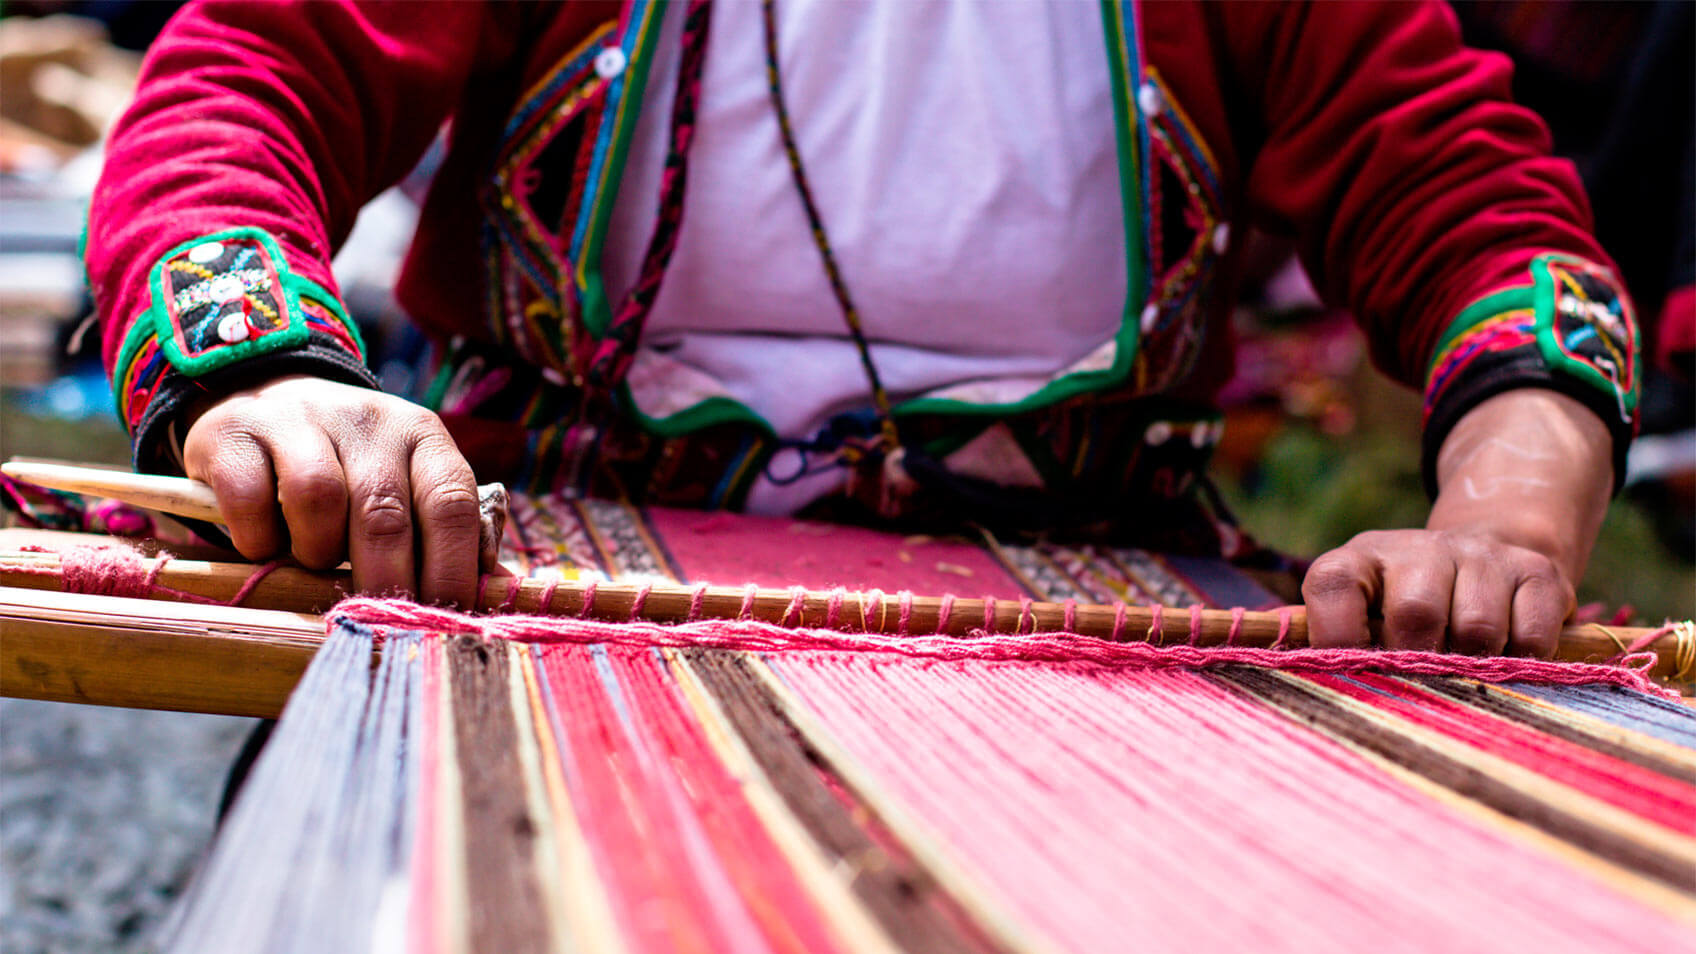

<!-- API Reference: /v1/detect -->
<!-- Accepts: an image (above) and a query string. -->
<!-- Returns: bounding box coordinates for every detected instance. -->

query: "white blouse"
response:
[603,0,1124,510]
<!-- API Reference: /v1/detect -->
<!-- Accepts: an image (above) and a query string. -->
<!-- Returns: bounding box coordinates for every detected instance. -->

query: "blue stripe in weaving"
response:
[1506,683,1696,747]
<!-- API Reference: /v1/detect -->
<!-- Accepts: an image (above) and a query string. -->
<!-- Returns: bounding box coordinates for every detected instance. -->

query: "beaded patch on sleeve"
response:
[111,227,366,435]
[1425,254,1638,426]
[146,228,309,376]
[1532,254,1638,422]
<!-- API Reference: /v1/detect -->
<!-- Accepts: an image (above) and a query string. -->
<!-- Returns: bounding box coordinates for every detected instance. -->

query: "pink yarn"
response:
[537,579,560,614]
[688,583,708,622]
[89,499,153,537]
[1144,603,1160,645]
[937,594,955,633]
[982,596,997,635]
[329,598,1679,697]
[738,583,758,622]
[1271,606,1295,650]
[579,580,599,619]
[1017,598,1034,635]
[1188,604,1204,646]
[896,591,914,635]
[27,545,281,607]
[1226,607,1246,647]
[629,582,653,622]
[825,588,845,629]
[1062,599,1077,633]
[780,586,806,627]
[763,654,1685,953]
[225,561,284,607]
[862,588,885,633]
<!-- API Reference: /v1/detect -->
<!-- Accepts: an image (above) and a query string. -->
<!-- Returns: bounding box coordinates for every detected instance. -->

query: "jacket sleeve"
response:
[1218,0,1640,493]
[86,0,517,475]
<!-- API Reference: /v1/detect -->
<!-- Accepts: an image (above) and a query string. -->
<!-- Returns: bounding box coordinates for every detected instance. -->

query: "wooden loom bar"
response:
[4,548,1690,685]
[0,586,324,718]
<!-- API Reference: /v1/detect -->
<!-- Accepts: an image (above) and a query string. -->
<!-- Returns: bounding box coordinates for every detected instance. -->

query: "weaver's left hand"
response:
[1301,389,1614,656]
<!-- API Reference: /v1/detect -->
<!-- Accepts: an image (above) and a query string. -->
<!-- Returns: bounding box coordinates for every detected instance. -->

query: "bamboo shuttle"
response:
[3,547,1690,686]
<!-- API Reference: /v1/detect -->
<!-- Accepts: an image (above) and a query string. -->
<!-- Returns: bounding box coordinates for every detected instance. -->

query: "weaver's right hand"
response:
[182,374,481,607]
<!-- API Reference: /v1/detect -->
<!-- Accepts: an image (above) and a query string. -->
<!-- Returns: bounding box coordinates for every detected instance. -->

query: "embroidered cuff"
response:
[1421,254,1639,498]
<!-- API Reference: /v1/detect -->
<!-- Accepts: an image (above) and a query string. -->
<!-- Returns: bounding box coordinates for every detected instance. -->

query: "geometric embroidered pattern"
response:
[148,228,307,376]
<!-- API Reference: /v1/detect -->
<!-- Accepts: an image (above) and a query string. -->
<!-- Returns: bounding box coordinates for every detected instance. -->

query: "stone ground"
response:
[0,699,254,953]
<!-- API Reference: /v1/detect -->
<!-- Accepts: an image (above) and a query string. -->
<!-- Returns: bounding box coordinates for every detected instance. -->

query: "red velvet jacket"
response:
[87,0,1639,512]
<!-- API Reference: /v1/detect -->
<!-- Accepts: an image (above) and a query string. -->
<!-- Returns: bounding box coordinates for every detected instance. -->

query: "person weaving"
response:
[84,0,1639,658]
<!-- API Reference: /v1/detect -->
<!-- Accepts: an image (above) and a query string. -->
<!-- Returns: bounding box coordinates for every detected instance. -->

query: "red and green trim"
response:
[1425,255,1639,426]
[111,227,365,433]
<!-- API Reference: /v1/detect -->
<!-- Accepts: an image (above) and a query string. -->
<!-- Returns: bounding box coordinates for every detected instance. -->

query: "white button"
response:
[594,46,627,79]
[1212,223,1231,255]
[1145,421,1172,445]
[187,241,224,264]
[1137,82,1164,118]
[1139,303,1160,333]
[216,313,250,343]
[207,275,246,303]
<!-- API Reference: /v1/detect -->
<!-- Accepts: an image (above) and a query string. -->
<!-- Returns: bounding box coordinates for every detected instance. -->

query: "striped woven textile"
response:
[162,497,1696,953]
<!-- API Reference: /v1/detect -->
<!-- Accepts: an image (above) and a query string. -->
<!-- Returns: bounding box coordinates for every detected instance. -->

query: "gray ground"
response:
[0,700,253,954]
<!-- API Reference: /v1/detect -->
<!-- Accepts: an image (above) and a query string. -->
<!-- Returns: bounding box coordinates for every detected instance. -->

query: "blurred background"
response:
[0,2,1691,952]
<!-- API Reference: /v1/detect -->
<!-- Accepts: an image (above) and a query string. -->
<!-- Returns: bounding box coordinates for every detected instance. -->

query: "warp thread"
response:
[329,597,1682,697]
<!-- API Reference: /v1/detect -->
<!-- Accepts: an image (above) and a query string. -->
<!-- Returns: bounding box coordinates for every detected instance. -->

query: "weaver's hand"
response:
[1303,389,1613,655]
[182,374,481,607]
